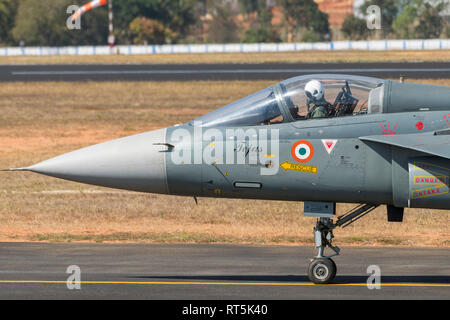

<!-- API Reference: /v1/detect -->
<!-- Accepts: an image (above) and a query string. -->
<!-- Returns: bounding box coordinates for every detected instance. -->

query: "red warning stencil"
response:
[321,140,338,154]
[416,122,424,130]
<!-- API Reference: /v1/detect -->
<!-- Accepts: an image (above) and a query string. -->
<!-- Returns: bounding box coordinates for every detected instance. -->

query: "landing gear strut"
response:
[307,204,379,284]
[308,217,339,284]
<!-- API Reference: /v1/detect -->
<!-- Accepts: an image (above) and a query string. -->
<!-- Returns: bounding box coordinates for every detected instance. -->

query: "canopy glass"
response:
[190,74,385,127]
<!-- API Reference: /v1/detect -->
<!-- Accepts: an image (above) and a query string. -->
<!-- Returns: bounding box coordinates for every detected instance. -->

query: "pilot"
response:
[304,80,331,119]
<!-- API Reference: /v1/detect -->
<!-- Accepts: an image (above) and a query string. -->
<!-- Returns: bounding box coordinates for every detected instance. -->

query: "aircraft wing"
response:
[360,130,450,160]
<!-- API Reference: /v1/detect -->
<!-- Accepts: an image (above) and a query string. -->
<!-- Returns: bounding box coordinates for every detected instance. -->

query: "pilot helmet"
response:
[305,80,324,101]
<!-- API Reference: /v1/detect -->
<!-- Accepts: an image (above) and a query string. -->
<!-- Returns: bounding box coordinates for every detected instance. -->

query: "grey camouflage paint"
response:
[15,76,450,211]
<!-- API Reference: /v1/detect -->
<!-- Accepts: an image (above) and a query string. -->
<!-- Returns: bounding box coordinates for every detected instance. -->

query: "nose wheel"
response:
[308,258,336,284]
[306,204,379,284]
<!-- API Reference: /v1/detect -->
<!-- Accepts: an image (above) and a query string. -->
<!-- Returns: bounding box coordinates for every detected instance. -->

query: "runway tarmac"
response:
[0,243,448,300]
[2,62,450,81]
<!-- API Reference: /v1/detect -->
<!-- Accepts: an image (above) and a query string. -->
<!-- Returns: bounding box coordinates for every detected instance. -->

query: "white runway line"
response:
[1,190,139,195]
[11,68,450,76]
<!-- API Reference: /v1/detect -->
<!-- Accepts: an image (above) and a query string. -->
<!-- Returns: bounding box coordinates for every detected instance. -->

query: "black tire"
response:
[330,258,337,275]
[308,258,337,284]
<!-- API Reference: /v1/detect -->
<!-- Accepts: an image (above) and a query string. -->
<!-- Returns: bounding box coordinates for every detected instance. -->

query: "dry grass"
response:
[0,79,449,246]
[2,50,450,65]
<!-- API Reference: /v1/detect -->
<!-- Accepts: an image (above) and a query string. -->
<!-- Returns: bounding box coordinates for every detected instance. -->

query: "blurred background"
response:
[0,0,449,47]
[0,1,449,246]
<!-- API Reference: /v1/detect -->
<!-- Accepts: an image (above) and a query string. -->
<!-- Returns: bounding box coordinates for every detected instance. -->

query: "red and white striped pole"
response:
[72,0,115,50]
[107,0,115,50]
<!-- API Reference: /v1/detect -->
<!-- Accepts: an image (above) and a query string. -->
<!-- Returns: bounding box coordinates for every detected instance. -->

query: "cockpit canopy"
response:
[190,74,385,127]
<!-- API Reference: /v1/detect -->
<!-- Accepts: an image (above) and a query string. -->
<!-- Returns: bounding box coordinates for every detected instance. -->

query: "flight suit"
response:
[308,98,331,119]
[310,105,328,118]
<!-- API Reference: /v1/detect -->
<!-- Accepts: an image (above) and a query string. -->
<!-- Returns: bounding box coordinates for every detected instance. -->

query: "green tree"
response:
[242,5,281,43]
[129,17,176,44]
[0,0,18,45]
[341,14,369,40]
[393,0,446,39]
[277,0,329,42]
[13,0,70,46]
[12,0,108,46]
[301,29,323,42]
[206,4,239,43]
[238,0,265,15]
[114,0,196,44]
[392,3,419,39]
[11,0,196,46]
[359,0,398,36]
[414,1,446,39]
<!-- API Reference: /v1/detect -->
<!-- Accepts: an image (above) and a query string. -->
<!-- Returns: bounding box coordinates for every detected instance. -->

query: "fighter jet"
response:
[4,74,450,284]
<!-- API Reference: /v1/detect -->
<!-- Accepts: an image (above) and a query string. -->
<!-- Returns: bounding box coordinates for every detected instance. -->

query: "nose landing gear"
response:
[307,204,379,284]
[308,217,340,284]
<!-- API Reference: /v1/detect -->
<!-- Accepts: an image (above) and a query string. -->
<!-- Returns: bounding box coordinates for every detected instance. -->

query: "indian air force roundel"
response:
[291,141,314,163]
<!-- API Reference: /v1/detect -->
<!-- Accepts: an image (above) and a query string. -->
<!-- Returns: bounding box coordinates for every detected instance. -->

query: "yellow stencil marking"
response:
[280,161,317,174]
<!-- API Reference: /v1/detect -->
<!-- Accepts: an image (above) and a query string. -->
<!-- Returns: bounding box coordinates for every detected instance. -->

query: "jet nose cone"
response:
[29,128,169,194]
